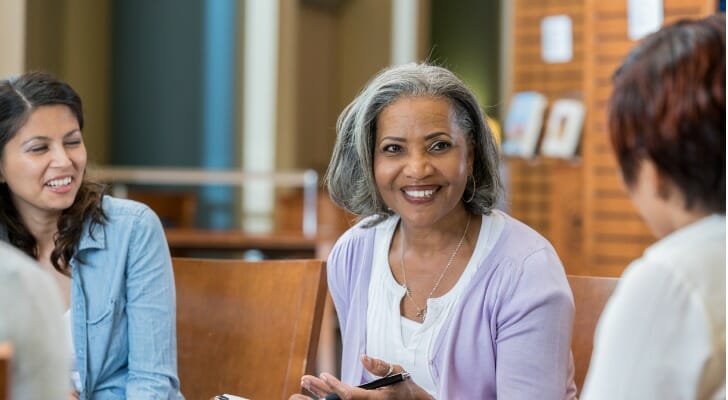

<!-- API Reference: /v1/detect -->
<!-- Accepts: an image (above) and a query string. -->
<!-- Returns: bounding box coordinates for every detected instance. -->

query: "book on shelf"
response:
[502,91,548,158]
[539,98,585,159]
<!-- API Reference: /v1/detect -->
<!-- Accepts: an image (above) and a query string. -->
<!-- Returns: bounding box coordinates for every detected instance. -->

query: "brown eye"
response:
[429,141,451,152]
[382,144,403,153]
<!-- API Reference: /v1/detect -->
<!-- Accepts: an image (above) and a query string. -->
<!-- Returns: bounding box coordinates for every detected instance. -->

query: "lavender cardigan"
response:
[328,211,577,400]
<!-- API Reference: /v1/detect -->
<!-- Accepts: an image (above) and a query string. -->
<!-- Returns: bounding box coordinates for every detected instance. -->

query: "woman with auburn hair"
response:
[582,13,725,399]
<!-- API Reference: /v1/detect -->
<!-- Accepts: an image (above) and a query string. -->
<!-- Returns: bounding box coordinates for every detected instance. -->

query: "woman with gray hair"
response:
[292,63,575,399]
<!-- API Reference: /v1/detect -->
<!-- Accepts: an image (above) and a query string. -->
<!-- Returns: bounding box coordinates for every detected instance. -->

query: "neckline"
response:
[377,214,489,306]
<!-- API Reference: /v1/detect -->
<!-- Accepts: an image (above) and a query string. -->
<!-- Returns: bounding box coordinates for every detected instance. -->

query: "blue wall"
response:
[111,0,205,167]
[111,0,237,228]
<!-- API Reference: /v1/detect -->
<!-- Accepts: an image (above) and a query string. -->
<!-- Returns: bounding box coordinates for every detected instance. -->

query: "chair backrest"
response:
[0,342,12,400]
[173,257,327,400]
[567,274,619,395]
[127,190,198,228]
[274,189,355,239]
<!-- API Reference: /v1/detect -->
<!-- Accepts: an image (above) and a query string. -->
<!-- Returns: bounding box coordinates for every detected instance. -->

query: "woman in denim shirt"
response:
[0,72,183,399]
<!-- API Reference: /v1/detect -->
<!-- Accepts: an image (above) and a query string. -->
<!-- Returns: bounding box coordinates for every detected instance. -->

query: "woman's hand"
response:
[68,390,79,399]
[289,355,433,400]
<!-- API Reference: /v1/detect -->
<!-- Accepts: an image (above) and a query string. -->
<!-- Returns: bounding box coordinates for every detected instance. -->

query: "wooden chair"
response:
[274,188,355,239]
[0,342,12,400]
[126,190,198,228]
[567,274,619,395]
[173,258,328,400]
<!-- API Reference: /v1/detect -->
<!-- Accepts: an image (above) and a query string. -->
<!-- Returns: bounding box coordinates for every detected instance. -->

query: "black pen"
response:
[324,372,411,400]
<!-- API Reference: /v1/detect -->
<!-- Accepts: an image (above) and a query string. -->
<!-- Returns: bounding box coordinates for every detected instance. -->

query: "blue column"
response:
[202,0,237,229]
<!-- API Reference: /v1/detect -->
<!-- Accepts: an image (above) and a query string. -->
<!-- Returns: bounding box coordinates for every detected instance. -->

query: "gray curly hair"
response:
[325,62,503,226]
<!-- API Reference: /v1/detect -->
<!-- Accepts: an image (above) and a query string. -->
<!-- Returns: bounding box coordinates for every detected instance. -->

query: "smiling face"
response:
[0,104,87,222]
[373,96,473,228]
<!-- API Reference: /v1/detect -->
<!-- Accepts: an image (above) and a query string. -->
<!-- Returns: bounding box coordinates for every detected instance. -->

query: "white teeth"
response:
[47,177,72,187]
[405,189,435,198]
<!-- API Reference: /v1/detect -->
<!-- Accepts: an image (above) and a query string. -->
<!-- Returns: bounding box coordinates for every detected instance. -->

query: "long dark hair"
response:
[0,72,107,275]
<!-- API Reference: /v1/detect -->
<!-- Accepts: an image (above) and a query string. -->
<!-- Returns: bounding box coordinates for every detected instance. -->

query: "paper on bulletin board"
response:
[628,0,663,40]
[541,15,573,64]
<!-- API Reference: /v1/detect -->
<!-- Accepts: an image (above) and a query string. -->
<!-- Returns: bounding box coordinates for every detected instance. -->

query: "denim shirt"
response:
[1,196,184,399]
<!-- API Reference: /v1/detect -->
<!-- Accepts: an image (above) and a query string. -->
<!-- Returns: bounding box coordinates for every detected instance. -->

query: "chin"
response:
[52,199,77,212]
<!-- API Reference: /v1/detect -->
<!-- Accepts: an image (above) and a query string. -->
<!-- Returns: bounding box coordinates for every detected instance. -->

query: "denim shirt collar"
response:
[77,218,106,252]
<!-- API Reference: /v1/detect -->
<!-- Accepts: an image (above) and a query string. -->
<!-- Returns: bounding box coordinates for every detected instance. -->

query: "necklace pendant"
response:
[416,308,426,320]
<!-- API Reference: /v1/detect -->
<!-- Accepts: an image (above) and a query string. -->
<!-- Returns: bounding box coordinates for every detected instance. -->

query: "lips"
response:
[405,189,435,198]
[402,185,439,200]
[46,176,72,188]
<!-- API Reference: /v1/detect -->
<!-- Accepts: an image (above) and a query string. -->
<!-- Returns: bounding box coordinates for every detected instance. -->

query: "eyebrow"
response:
[379,131,451,143]
[21,129,81,146]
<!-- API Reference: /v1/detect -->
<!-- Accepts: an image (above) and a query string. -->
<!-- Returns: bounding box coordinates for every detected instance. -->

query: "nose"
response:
[403,151,433,180]
[49,145,72,167]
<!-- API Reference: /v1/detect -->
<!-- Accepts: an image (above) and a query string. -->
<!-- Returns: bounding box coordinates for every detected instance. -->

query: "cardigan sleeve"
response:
[325,222,378,385]
[327,234,353,333]
[494,246,575,400]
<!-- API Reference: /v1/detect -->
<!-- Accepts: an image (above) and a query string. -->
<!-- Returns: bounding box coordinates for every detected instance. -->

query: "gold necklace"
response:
[399,215,471,322]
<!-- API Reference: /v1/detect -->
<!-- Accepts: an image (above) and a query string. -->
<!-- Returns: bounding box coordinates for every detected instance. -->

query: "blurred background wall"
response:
[4,0,503,229]
[6,0,714,275]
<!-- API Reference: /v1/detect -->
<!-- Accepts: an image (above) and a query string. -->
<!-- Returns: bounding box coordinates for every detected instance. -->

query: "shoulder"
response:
[584,253,722,398]
[0,243,67,399]
[0,242,50,290]
[621,217,726,322]
[608,251,718,323]
[641,216,725,293]
[596,250,720,350]
[495,210,555,256]
[101,195,157,220]
[326,216,386,290]
[0,241,64,326]
[80,196,165,250]
[473,211,571,309]
[99,195,165,232]
[486,211,564,281]
[328,216,380,260]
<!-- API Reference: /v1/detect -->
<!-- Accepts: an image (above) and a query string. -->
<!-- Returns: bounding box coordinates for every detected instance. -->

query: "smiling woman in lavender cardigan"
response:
[290,63,576,400]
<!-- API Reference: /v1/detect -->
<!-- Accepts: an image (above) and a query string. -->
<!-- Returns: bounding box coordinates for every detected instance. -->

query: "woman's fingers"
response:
[320,373,357,400]
[360,354,402,377]
[301,374,334,399]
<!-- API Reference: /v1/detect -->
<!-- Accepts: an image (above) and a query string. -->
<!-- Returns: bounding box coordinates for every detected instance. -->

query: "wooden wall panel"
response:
[508,0,585,274]
[510,0,716,277]
[581,0,716,276]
